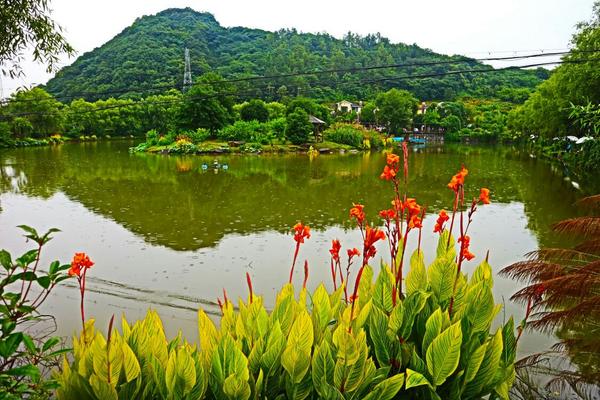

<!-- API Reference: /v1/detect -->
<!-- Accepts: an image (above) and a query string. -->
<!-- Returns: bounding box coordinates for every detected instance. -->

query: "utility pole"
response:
[183,48,192,93]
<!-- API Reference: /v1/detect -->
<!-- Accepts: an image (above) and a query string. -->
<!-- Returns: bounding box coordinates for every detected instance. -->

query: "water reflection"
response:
[0,142,596,251]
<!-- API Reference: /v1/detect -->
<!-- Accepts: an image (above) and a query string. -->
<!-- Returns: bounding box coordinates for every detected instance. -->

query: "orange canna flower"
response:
[387,153,400,166]
[380,165,397,180]
[293,222,311,244]
[433,209,450,233]
[458,235,475,261]
[349,203,365,225]
[447,166,469,192]
[68,252,94,277]
[408,214,422,229]
[479,188,491,204]
[329,239,342,261]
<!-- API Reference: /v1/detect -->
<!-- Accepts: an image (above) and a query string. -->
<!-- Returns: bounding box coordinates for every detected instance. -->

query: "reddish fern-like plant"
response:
[501,194,600,398]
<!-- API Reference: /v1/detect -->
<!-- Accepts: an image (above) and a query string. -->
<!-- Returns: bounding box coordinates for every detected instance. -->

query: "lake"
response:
[0,141,597,358]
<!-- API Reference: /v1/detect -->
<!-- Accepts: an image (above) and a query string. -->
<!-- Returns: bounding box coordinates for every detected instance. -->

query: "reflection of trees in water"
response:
[0,142,598,251]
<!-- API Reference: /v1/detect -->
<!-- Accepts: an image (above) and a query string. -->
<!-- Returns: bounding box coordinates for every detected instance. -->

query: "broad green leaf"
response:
[501,317,517,365]
[428,254,457,305]
[372,265,395,313]
[361,373,405,400]
[260,321,285,376]
[311,284,332,334]
[426,321,462,386]
[388,302,404,334]
[464,329,503,396]
[281,346,311,384]
[400,291,430,340]
[312,342,335,397]
[0,249,12,270]
[122,342,141,383]
[422,308,442,354]
[436,229,456,259]
[89,374,118,400]
[405,368,431,389]
[223,375,251,400]
[464,342,487,383]
[406,250,428,295]
[369,306,392,366]
[332,326,360,365]
[287,310,314,354]
[471,260,493,287]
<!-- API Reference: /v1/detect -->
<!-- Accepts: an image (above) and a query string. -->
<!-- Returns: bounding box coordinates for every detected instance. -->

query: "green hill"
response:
[44,7,547,102]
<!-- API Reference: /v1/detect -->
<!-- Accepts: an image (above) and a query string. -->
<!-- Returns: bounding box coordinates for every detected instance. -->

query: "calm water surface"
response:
[1,141,598,357]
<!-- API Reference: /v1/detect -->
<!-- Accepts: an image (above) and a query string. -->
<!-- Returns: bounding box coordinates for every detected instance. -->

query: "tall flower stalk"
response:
[68,252,94,337]
[289,222,310,284]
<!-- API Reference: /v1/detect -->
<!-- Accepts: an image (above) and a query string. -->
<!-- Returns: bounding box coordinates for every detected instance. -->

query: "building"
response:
[335,100,362,115]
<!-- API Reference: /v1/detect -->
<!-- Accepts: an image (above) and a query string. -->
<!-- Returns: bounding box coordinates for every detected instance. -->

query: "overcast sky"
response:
[1,0,596,96]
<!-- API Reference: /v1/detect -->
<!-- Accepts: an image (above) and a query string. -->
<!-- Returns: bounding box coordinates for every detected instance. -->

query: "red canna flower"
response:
[347,247,360,259]
[68,252,94,277]
[349,203,365,225]
[329,239,342,261]
[447,166,469,192]
[290,222,311,284]
[479,188,491,205]
[458,235,475,261]
[433,209,450,233]
[404,198,422,230]
[379,208,397,221]
[363,225,386,265]
[293,222,311,244]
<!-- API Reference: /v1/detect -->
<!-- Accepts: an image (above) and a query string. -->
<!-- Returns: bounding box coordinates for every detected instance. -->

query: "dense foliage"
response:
[509,2,600,140]
[42,8,543,102]
[0,227,72,399]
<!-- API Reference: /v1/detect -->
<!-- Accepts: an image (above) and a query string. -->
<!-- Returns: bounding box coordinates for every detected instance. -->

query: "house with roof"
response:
[335,100,362,115]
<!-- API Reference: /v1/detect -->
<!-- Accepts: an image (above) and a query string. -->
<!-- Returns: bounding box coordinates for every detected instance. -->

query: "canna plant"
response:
[55,151,517,399]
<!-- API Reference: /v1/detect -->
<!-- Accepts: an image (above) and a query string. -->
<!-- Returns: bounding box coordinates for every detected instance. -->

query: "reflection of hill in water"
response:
[1,142,597,251]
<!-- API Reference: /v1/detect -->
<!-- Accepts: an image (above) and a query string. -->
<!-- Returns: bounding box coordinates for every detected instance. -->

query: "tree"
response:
[360,102,377,124]
[375,89,418,134]
[1,0,74,77]
[178,73,234,133]
[285,109,312,144]
[8,88,63,137]
[239,99,269,122]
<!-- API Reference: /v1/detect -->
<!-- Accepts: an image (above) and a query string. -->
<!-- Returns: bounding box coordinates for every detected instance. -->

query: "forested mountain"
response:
[44,8,547,102]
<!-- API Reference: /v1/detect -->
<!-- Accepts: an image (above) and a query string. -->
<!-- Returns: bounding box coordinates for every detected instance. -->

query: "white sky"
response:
[1,0,596,96]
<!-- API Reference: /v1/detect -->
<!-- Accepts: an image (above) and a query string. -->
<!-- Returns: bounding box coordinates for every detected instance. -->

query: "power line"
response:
[1,57,598,119]
[2,49,596,106]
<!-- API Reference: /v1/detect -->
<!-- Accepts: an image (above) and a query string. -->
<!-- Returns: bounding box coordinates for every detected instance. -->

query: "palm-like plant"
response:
[501,194,600,398]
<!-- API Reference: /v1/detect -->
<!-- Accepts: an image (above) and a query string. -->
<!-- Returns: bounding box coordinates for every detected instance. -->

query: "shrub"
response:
[0,227,73,399]
[188,128,210,144]
[324,123,385,149]
[157,132,176,146]
[267,117,286,140]
[217,120,269,142]
[145,129,159,146]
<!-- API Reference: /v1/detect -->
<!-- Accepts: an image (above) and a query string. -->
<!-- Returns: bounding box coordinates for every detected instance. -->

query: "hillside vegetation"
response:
[44,8,546,102]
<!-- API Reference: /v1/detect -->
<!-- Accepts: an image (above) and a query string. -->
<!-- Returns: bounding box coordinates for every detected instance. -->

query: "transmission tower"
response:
[183,48,192,92]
